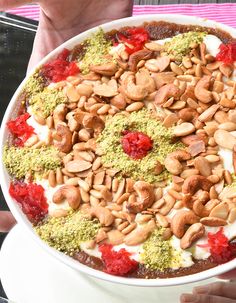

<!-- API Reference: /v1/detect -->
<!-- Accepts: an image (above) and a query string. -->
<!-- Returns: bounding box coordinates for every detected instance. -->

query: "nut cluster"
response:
[26,34,236,251]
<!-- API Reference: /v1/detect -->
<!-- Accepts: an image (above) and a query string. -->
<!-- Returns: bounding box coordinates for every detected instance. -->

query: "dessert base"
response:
[0,225,222,303]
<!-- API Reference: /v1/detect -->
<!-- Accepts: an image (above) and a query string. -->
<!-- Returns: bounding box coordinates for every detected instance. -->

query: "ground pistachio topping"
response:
[29,88,67,118]
[3,145,61,179]
[80,28,112,74]
[23,71,45,97]
[141,228,181,271]
[35,210,100,255]
[164,31,207,61]
[97,109,184,183]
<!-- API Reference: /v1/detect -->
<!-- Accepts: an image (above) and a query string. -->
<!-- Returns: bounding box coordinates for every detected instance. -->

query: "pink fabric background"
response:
[5,3,236,28]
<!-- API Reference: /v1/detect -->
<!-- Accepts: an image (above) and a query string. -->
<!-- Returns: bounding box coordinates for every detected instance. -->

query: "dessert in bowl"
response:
[1,14,236,286]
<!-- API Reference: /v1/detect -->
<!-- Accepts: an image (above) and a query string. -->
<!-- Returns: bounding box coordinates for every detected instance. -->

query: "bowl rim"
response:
[1,13,236,287]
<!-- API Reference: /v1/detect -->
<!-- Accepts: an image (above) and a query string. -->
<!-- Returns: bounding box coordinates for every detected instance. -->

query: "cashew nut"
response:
[126,181,155,213]
[82,114,105,134]
[183,194,194,209]
[194,75,212,103]
[180,223,205,249]
[54,123,72,153]
[128,49,153,72]
[153,160,164,175]
[90,62,118,76]
[171,210,199,238]
[89,206,114,226]
[106,229,125,245]
[110,93,126,109]
[192,199,211,217]
[155,83,180,105]
[135,68,156,93]
[122,73,148,101]
[93,83,118,97]
[152,72,176,90]
[124,219,156,246]
[52,185,81,210]
[66,112,81,132]
[182,175,213,195]
[164,150,191,175]
[53,104,67,128]
[178,108,198,122]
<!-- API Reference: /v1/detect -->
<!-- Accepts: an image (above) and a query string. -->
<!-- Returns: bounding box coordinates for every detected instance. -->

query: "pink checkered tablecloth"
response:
[5,3,236,28]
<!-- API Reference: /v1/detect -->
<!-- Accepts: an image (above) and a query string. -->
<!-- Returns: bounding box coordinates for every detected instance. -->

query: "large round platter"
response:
[1,14,236,286]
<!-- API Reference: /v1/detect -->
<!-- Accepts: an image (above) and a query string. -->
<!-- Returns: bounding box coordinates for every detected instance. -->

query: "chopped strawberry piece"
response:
[7,113,34,147]
[121,130,153,160]
[41,48,80,83]
[118,27,149,54]
[9,182,48,224]
[216,42,236,64]
[99,244,138,276]
[205,228,236,264]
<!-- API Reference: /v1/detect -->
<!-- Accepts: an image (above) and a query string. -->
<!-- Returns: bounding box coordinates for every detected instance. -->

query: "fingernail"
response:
[194,286,208,294]
[181,293,197,302]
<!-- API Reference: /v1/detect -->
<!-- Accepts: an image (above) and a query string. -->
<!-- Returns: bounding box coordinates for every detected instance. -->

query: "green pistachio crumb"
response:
[164,31,207,61]
[29,88,67,118]
[3,145,61,179]
[97,109,184,183]
[141,228,181,271]
[23,72,45,96]
[35,211,100,255]
[80,28,112,74]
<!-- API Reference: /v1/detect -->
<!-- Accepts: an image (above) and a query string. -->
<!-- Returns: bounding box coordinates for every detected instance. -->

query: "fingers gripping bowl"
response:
[1,14,236,286]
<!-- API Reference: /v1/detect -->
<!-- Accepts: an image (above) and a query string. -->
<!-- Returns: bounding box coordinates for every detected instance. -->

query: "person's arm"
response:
[28,0,133,71]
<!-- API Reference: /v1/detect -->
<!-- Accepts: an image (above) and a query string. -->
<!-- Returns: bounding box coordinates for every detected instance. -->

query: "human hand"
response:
[0,0,133,70]
[180,281,236,303]
[0,211,16,233]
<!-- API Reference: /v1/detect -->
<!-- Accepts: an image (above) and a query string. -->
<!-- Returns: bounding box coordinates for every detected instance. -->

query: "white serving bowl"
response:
[1,14,236,287]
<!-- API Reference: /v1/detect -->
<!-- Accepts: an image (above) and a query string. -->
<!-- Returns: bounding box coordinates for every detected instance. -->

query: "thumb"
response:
[0,211,16,233]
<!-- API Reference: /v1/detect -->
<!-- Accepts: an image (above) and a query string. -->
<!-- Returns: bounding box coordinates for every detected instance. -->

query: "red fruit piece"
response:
[118,27,149,54]
[99,244,138,276]
[216,42,236,64]
[41,48,80,83]
[206,228,236,264]
[7,113,35,147]
[121,130,153,160]
[9,182,48,224]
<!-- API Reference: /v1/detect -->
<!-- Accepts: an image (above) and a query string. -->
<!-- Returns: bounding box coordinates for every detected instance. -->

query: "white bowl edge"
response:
[1,14,236,287]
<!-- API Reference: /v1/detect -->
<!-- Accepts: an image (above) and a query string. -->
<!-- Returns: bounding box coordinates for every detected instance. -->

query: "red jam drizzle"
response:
[9,182,48,224]
[99,244,138,276]
[216,42,236,64]
[7,113,35,147]
[41,48,80,83]
[204,228,236,264]
[118,27,149,54]
[121,130,153,160]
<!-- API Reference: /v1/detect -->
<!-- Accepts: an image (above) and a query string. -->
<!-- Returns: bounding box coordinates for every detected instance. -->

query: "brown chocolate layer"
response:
[74,251,218,278]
